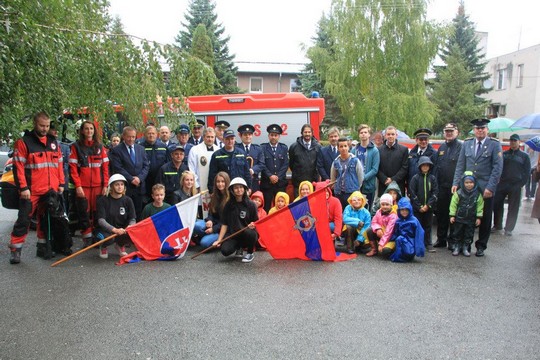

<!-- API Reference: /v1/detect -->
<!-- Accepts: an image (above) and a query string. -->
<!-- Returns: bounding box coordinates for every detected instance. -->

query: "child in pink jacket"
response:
[364,193,398,257]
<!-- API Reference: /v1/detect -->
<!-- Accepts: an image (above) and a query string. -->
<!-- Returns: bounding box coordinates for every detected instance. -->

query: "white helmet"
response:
[108,173,128,187]
[229,177,248,189]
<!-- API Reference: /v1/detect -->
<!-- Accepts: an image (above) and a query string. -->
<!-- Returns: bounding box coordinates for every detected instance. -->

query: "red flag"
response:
[256,188,355,261]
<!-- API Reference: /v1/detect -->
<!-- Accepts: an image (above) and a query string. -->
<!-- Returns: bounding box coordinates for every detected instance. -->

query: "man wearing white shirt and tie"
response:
[317,127,340,181]
[452,118,503,257]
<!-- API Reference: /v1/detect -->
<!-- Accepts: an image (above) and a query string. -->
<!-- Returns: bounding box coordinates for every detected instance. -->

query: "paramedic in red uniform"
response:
[9,112,65,264]
[69,120,110,247]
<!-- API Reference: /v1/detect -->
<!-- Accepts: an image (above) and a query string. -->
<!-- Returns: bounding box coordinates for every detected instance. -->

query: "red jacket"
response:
[69,141,109,188]
[12,131,65,196]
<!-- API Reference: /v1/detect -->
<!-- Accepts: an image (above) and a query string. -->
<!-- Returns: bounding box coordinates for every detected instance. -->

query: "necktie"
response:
[129,146,135,164]
[333,146,337,155]
[476,141,482,156]
[272,146,276,154]
[418,150,423,157]
[245,145,249,153]
[194,139,199,145]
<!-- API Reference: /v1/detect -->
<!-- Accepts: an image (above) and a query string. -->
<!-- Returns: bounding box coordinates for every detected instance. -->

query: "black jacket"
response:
[288,136,321,186]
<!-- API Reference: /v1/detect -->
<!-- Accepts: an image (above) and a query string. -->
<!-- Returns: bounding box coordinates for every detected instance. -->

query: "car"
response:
[0,145,11,175]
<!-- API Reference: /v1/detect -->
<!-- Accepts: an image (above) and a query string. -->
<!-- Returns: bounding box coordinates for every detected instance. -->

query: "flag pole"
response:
[190,226,249,259]
[50,234,118,267]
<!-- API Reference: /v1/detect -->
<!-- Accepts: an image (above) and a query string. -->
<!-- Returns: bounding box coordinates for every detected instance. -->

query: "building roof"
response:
[236,61,305,74]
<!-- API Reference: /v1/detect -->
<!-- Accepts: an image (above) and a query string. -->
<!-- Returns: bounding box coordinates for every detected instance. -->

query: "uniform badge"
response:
[51,143,57,150]
[200,156,207,166]
[294,212,316,233]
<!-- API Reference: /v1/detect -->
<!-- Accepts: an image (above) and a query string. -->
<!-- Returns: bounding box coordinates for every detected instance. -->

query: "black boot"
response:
[36,243,55,259]
[10,248,21,264]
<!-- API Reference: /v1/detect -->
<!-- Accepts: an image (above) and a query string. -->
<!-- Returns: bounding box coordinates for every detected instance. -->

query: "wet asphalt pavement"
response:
[0,200,539,359]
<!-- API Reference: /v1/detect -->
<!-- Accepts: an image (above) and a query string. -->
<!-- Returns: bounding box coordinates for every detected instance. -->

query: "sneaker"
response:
[490,226,502,233]
[99,246,108,259]
[504,230,512,237]
[235,248,244,258]
[242,253,255,263]
[335,237,345,246]
[427,244,436,253]
[115,244,128,257]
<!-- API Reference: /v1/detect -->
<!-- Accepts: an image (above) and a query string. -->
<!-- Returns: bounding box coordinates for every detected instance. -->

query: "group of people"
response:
[7,112,540,265]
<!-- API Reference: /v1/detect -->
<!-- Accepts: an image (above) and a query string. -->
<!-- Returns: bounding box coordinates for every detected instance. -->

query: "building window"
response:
[496,68,506,90]
[517,64,524,87]
[290,79,300,92]
[250,77,263,93]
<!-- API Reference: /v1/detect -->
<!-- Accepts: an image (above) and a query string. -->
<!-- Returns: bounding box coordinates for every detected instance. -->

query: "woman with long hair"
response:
[69,120,109,247]
[193,171,230,248]
[172,170,198,204]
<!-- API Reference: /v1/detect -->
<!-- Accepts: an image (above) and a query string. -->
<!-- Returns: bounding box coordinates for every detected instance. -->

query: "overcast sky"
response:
[108,0,540,63]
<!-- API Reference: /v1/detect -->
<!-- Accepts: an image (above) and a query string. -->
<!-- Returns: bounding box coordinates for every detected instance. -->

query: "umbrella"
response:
[525,136,540,152]
[511,113,540,129]
[486,117,521,132]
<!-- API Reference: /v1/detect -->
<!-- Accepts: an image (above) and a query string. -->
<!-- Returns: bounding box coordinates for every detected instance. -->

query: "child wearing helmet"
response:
[408,156,438,253]
[94,173,136,259]
[213,177,258,263]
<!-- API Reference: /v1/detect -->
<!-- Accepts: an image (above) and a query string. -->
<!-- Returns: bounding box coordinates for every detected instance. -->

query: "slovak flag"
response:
[256,188,356,261]
[118,194,200,265]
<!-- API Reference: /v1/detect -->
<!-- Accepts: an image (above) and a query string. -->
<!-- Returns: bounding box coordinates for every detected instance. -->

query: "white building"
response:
[484,44,540,119]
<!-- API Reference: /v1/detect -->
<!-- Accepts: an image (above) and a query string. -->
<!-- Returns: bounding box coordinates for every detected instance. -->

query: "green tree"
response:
[437,1,489,96]
[430,45,485,133]
[0,1,216,139]
[306,0,442,134]
[300,13,346,132]
[191,24,214,67]
[175,0,239,94]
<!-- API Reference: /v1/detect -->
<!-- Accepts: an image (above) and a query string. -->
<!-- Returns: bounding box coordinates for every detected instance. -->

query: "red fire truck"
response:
[145,93,326,145]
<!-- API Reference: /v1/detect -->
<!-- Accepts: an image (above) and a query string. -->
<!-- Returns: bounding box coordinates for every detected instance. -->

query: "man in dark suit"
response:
[110,126,150,219]
[260,124,289,212]
[317,127,340,181]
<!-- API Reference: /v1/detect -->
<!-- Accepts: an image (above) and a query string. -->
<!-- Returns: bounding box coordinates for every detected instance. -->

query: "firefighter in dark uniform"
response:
[208,129,252,193]
[236,124,264,192]
[260,124,289,213]
[452,118,503,257]
[155,145,189,205]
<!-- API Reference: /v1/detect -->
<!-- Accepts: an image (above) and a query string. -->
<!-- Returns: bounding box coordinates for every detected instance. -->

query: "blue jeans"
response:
[194,219,219,248]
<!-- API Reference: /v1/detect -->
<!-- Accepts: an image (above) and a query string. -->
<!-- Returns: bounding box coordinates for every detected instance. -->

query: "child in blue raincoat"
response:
[389,197,425,262]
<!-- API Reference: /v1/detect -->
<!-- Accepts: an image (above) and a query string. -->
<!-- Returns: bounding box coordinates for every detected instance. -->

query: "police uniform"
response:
[260,124,289,212]
[188,119,205,145]
[452,119,503,255]
[214,120,230,149]
[236,124,264,192]
[208,129,252,193]
[407,128,438,191]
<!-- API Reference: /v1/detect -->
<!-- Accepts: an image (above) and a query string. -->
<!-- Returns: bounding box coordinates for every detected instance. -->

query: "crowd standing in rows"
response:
[7,112,540,265]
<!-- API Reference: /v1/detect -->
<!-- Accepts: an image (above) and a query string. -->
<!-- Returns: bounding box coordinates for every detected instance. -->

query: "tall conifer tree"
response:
[176,0,239,94]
